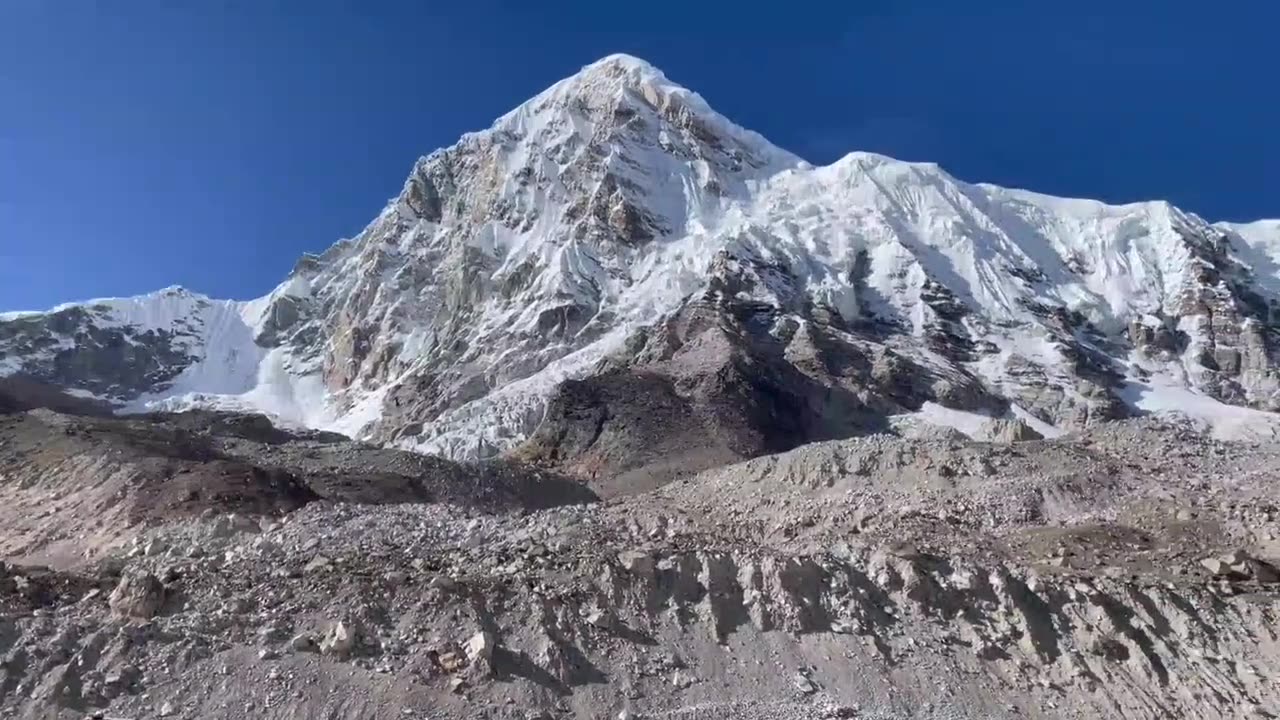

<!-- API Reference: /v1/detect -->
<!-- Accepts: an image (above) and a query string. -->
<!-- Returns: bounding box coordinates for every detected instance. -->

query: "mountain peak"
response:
[485,52,801,175]
[527,52,684,111]
[11,54,1280,465]
[578,53,666,79]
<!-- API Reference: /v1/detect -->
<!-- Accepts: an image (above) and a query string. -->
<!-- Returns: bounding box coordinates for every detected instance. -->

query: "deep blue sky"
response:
[3,1,1277,310]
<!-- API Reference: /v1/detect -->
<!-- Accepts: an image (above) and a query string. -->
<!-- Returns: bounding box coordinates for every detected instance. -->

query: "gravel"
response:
[2,410,1279,719]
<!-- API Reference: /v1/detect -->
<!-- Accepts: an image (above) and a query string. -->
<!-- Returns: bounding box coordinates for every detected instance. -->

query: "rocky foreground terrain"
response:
[1,379,1278,720]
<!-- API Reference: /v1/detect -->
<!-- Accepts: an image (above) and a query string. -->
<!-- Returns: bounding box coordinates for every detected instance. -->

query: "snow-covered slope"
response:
[0,286,264,403]
[5,54,1280,454]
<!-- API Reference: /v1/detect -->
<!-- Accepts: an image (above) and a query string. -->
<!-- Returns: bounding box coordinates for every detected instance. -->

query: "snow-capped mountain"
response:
[6,54,1280,467]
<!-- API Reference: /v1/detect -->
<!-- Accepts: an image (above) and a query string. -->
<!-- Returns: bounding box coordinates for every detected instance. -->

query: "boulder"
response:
[108,570,166,619]
[463,630,496,667]
[975,418,1044,443]
[320,621,356,657]
[1200,557,1238,577]
[211,513,261,539]
[1202,550,1280,582]
[582,604,616,630]
[289,632,319,653]
[617,550,655,577]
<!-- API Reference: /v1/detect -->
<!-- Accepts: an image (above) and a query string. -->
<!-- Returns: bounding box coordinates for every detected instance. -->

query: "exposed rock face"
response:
[516,285,1007,493]
[5,54,1280,469]
[0,288,256,402]
[0,375,113,416]
[1124,225,1280,410]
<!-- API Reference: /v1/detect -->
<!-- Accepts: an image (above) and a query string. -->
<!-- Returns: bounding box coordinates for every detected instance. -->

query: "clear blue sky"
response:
[3,1,1277,310]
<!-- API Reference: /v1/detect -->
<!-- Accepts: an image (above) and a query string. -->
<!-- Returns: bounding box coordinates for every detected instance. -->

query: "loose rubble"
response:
[1,409,1279,718]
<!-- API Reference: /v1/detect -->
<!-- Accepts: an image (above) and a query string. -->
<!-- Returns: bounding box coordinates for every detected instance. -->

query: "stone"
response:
[447,677,466,694]
[1251,560,1280,584]
[617,550,655,577]
[463,631,496,666]
[428,575,458,591]
[1202,550,1280,582]
[290,632,319,653]
[1229,551,1280,583]
[830,620,856,634]
[256,622,288,644]
[1224,549,1252,566]
[158,701,176,717]
[852,507,876,532]
[211,513,259,538]
[304,555,333,573]
[1201,557,1231,576]
[975,418,1044,443]
[885,542,926,560]
[436,647,467,673]
[108,570,166,619]
[793,672,817,694]
[143,539,168,557]
[320,622,356,657]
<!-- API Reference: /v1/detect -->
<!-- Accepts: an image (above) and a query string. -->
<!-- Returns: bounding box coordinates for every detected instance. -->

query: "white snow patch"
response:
[914,402,998,439]
[1119,379,1280,442]
[1010,405,1064,439]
